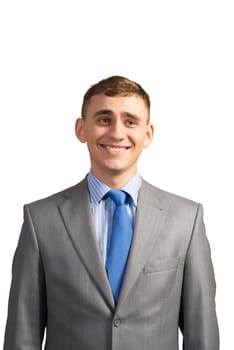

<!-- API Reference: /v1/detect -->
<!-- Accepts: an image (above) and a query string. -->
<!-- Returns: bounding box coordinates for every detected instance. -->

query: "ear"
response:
[75,118,87,143]
[143,123,154,148]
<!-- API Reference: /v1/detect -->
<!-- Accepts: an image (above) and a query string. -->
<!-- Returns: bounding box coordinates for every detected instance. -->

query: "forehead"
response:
[86,93,149,117]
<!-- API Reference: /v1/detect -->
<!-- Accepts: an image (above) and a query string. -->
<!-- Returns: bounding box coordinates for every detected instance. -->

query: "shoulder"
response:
[25,178,88,214]
[140,179,201,214]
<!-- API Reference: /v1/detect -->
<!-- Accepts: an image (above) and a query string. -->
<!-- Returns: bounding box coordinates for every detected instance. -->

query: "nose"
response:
[109,119,125,141]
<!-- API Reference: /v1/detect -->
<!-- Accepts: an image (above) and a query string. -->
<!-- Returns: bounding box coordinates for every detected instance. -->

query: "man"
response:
[3,76,219,349]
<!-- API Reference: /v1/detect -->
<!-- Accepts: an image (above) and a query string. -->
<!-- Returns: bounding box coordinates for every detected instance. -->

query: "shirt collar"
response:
[87,171,142,206]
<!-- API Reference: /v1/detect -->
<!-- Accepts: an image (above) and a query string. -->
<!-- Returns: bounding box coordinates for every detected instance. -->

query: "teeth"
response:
[105,146,123,152]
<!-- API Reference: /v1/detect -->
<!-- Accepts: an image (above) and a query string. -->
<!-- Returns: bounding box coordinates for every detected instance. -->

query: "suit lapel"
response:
[58,179,115,308]
[117,180,169,307]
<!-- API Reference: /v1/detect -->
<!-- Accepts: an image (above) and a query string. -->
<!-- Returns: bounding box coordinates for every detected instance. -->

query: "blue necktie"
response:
[105,190,133,302]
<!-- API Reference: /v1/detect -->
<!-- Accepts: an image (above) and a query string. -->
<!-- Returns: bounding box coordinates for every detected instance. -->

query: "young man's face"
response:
[76,93,154,184]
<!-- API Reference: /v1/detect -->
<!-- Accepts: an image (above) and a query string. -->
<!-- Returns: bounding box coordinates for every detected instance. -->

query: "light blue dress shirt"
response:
[87,171,142,265]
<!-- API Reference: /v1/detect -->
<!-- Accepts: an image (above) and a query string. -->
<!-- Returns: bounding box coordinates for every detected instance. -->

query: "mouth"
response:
[100,144,131,153]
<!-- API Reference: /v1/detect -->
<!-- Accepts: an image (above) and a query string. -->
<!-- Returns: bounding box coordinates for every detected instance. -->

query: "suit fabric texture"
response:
[3,178,219,350]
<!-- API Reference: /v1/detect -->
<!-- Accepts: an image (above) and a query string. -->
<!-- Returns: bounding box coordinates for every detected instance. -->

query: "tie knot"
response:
[105,190,127,206]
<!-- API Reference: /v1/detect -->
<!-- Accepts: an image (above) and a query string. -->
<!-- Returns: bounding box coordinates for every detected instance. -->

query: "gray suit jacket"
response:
[3,179,219,350]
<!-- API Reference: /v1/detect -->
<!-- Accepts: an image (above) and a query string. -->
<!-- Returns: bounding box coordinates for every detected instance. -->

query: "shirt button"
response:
[113,318,121,327]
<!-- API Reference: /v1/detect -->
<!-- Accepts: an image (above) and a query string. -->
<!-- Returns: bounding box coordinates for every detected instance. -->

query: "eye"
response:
[126,119,137,126]
[97,117,111,125]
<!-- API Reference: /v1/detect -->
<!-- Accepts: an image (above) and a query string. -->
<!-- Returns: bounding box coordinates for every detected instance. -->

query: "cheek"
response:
[89,126,106,139]
[85,129,101,142]
[132,133,149,148]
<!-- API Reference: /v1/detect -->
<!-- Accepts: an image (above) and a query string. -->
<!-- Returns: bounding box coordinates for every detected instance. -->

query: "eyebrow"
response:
[93,109,113,118]
[93,109,141,120]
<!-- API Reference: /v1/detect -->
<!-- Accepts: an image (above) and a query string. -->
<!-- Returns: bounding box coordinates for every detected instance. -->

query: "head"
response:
[76,75,154,188]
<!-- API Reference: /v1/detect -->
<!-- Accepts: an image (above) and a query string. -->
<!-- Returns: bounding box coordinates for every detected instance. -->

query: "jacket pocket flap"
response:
[143,257,180,274]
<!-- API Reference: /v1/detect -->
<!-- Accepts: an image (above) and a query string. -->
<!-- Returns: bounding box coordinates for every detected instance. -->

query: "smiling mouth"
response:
[100,144,131,152]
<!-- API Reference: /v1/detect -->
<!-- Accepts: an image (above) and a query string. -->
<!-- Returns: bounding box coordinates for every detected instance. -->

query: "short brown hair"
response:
[81,75,150,120]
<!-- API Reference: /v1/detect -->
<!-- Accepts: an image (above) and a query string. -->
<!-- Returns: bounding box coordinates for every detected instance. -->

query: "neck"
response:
[90,169,137,189]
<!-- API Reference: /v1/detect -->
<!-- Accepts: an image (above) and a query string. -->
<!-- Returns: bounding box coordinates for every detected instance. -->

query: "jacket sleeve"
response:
[179,204,219,349]
[3,205,47,350]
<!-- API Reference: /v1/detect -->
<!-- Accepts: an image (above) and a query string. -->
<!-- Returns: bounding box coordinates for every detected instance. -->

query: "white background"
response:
[0,0,233,348]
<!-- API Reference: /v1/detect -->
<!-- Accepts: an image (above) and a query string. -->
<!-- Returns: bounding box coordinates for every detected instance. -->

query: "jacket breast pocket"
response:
[143,257,180,274]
